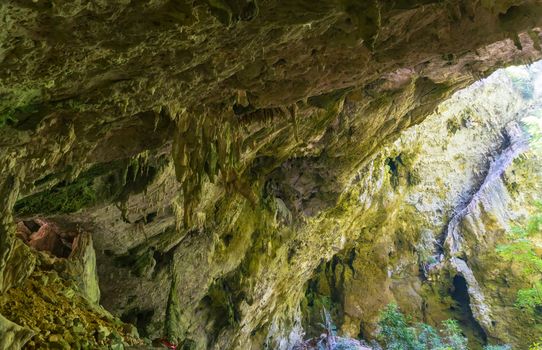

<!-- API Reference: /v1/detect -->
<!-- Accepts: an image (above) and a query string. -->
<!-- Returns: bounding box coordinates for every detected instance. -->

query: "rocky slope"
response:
[1,1,542,349]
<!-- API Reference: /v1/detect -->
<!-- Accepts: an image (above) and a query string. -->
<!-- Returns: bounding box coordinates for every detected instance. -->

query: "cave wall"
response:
[301,66,542,349]
[1,1,542,349]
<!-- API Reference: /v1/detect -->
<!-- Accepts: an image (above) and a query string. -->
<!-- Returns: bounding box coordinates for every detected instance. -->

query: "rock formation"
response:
[1,1,542,349]
[302,65,542,349]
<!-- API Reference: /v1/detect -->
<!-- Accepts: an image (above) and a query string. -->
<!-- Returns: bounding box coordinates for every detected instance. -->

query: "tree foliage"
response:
[496,201,542,312]
[377,303,470,350]
[377,304,511,350]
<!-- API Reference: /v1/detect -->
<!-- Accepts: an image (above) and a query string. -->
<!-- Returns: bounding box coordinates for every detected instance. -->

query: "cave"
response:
[450,275,488,348]
[1,2,542,350]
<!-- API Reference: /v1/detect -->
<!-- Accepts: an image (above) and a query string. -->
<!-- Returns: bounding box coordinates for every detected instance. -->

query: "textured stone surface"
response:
[302,66,542,349]
[0,244,142,349]
[1,1,542,349]
[0,313,33,350]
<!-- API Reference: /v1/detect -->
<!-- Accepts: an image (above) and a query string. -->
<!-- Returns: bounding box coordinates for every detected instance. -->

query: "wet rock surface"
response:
[1,1,542,349]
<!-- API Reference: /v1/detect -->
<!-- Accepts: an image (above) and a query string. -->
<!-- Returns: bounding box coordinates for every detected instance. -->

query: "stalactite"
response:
[173,109,245,226]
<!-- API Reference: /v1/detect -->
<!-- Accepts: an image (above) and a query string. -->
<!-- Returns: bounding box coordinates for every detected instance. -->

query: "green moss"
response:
[14,153,169,217]
[0,252,142,349]
[206,277,240,331]
[0,111,17,127]
[165,271,184,342]
[14,178,98,216]
[14,161,124,216]
[0,101,41,128]
[0,88,42,128]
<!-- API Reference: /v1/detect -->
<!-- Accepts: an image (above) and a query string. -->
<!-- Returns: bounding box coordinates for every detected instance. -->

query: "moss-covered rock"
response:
[0,242,142,349]
[0,1,542,349]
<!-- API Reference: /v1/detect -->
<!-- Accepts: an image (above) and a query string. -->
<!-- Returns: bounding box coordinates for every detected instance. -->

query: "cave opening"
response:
[385,155,403,189]
[1,3,542,349]
[296,60,542,349]
[120,308,155,338]
[450,275,488,348]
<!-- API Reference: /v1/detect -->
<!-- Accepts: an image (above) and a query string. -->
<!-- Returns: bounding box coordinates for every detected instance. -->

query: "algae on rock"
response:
[1,1,542,349]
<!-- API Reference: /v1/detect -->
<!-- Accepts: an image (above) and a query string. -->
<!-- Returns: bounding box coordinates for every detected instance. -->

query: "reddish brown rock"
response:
[15,222,31,242]
[28,223,70,258]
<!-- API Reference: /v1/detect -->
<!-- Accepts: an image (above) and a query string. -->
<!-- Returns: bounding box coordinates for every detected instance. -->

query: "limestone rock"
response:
[0,1,542,349]
[0,313,34,350]
[69,232,101,305]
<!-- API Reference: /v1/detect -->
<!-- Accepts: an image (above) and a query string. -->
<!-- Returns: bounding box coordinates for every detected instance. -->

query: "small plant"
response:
[483,345,511,350]
[441,319,467,350]
[377,303,422,350]
[417,323,443,349]
[530,341,542,350]
[377,303,468,350]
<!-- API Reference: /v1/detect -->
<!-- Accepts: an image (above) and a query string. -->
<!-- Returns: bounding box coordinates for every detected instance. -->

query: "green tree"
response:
[378,303,424,350]
[377,304,468,350]
[497,201,542,312]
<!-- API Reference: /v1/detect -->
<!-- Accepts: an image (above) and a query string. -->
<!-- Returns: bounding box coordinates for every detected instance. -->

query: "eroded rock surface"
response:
[302,66,542,349]
[1,1,542,349]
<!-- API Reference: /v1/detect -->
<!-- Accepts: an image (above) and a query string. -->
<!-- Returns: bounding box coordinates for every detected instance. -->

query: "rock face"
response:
[1,1,542,349]
[0,222,142,349]
[0,313,34,350]
[302,65,542,349]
